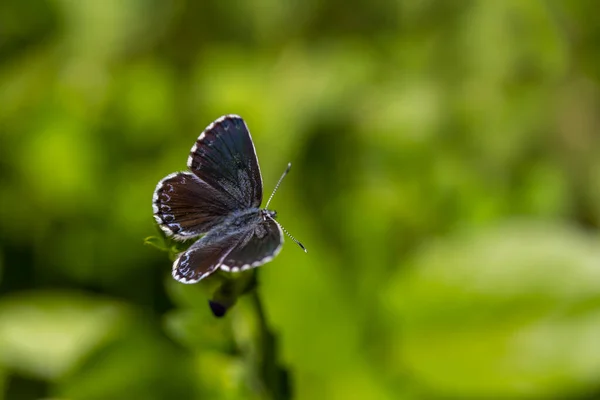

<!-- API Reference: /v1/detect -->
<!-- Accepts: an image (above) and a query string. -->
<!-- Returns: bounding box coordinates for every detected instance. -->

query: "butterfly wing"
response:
[172,229,246,283]
[187,115,263,209]
[221,218,283,272]
[156,114,271,282]
[153,171,233,240]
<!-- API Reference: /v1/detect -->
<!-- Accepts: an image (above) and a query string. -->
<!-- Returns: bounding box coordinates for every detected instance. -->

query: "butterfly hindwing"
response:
[221,218,283,272]
[172,229,246,283]
[153,171,234,240]
[187,115,263,210]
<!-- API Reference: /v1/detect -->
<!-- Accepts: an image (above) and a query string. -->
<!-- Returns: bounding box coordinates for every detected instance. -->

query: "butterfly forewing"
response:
[153,172,233,240]
[187,115,263,209]
[222,218,283,272]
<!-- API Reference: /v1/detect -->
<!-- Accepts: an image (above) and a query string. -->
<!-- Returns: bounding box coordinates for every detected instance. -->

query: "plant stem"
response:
[249,288,291,400]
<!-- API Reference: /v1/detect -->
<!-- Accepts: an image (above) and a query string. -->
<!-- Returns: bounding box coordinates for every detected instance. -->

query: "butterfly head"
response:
[261,209,277,221]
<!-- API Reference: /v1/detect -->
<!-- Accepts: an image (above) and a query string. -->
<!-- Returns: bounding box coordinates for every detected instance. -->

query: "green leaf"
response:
[0,291,127,380]
[143,235,169,253]
[385,221,600,398]
[144,234,190,261]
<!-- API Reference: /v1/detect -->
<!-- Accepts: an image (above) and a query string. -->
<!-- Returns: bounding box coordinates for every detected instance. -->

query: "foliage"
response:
[2,0,600,399]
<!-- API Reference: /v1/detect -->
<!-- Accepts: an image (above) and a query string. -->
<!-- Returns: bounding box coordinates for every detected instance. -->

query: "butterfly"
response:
[152,115,306,284]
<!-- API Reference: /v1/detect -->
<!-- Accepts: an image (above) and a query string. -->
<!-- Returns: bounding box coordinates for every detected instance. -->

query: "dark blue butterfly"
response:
[152,115,305,284]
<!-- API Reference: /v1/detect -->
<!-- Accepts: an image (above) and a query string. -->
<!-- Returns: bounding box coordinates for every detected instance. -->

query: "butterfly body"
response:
[185,207,278,256]
[153,115,292,284]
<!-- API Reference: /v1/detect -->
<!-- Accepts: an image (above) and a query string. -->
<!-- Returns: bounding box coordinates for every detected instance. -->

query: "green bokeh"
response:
[2,0,600,399]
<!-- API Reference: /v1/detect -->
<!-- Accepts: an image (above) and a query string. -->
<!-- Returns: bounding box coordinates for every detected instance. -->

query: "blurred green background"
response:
[2,0,600,399]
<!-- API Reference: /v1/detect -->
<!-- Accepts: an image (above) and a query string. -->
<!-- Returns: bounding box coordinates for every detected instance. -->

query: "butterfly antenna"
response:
[265,162,292,209]
[265,162,307,253]
[268,216,308,253]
